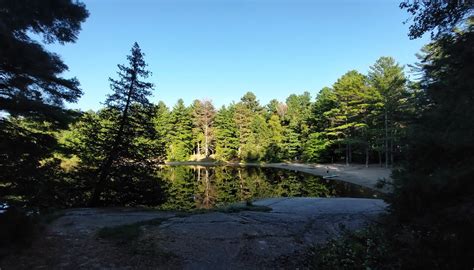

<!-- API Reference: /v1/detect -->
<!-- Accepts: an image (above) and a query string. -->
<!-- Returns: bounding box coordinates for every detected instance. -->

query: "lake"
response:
[158,165,381,210]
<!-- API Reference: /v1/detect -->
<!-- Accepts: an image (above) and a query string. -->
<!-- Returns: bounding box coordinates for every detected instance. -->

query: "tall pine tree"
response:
[90,43,155,206]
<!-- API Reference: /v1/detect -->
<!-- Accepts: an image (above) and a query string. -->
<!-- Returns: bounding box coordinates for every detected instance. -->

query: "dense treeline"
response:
[1,47,411,207]
[8,53,410,207]
[63,56,411,168]
[0,0,415,209]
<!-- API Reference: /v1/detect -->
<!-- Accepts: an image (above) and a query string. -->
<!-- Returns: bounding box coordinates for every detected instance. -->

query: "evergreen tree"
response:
[309,87,338,132]
[305,87,338,162]
[214,105,239,160]
[368,56,407,167]
[0,0,88,207]
[152,101,171,162]
[282,127,301,160]
[0,0,88,121]
[240,91,262,113]
[167,99,193,161]
[393,22,474,229]
[90,43,155,206]
[245,114,270,161]
[283,92,312,160]
[234,97,254,159]
[265,114,285,161]
[400,0,472,39]
[326,70,373,165]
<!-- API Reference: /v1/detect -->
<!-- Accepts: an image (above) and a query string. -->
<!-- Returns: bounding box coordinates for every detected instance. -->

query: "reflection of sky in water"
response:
[0,202,9,213]
[158,166,380,211]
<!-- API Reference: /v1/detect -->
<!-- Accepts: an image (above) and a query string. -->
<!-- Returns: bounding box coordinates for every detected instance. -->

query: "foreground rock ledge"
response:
[3,197,387,270]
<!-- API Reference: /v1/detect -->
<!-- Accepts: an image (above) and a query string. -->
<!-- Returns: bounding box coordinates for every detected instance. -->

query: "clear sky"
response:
[46,0,429,110]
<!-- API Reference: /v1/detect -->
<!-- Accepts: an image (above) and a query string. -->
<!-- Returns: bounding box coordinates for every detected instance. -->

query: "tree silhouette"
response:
[90,43,154,206]
[0,0,88,207]
[0,0,89,121]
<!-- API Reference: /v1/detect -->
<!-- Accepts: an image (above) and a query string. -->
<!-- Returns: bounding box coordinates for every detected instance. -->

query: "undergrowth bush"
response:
[308,218,473,270]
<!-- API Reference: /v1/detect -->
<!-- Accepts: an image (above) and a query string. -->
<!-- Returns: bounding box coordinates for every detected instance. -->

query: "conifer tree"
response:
[214,105,239,160]
[152,101,171,162]
[368,56,407,167]
[266,114,285,161]
[0,0,88,207]
[326,70,372,165]
[0,0,89,121]
[90,43,155,206]
[167,99,193,161]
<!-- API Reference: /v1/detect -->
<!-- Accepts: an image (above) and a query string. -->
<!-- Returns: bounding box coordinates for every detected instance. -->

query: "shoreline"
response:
[164,161,392,193]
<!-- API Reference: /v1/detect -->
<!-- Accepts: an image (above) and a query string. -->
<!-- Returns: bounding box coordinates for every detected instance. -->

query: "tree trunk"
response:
[89,76,136,206]
[204,125,209,157]
[89,152,116,206]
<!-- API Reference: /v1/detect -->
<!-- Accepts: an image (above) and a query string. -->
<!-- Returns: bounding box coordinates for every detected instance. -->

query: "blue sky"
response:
[47,0,429,110]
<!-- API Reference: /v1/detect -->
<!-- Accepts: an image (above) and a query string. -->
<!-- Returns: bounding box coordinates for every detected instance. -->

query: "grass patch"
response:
[176,201,272,215]
[217,201,272,213]
[97,217,168,242]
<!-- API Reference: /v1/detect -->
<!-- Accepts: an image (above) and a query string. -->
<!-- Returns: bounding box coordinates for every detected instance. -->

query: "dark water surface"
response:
[158,165,381,210]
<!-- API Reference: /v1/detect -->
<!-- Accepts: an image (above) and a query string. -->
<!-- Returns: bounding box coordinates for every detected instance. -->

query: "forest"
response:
[0,0,473,269]
[1,51,410,207]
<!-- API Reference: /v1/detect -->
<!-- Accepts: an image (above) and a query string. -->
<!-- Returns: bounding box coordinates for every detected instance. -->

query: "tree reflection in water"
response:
[158,166,379,211]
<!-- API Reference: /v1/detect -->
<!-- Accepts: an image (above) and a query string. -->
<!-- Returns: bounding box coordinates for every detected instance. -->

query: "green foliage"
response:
[0,0,88,208]
[167,99,193,161]
[156,166,361,211]
[309,87,338,132]
[390,22,474,234]
[309,220,473,270]
[302,133,331,162]
[152,101,172,161]
[400,0,472,39]
[240,91,262,113]
[309,225,394,270]
[264,114,285,161]
[243,114,271,161]
[65,43,160,206]
[215,201,271,213]
[214,105,239,160]
[0,0,88,121]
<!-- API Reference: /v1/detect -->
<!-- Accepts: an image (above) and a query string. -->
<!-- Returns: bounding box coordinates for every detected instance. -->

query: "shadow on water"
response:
[158,165,382,211]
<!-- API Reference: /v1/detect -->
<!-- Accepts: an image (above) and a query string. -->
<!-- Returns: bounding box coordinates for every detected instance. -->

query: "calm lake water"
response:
[158,165,381,210]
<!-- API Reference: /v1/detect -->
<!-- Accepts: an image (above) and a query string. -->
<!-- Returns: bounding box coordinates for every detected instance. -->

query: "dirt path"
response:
[2,198,387,269]
[166,162,393,193]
